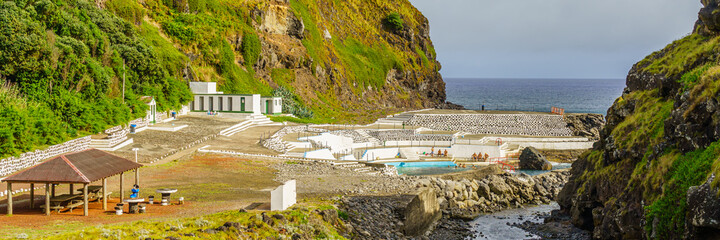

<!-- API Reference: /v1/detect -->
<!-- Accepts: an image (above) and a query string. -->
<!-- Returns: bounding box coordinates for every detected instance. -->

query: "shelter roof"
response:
[2,149,142,184]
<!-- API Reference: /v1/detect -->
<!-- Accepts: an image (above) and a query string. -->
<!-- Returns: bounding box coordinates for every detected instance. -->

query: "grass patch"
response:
[42,205,347,239]
[611,89,674,150]
[640,34,720,77]
[333,38,402,89]
[644,142,720,239]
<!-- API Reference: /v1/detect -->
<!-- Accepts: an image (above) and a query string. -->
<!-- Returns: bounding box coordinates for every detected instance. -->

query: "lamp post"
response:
[132,148,140,185]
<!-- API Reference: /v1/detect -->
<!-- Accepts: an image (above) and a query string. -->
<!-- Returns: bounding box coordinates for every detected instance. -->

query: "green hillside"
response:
[0,0,445,158]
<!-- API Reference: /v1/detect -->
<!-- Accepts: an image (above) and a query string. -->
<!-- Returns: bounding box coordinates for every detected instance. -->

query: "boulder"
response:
[685,175,720,239]
[519,147,552,170]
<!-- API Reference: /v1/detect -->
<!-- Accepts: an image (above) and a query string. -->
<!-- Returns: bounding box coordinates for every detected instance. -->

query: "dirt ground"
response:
[113,116,239,163]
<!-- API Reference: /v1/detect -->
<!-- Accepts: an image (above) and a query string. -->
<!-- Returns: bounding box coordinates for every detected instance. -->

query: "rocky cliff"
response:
[125,0,447,122]
[558,1,720,239]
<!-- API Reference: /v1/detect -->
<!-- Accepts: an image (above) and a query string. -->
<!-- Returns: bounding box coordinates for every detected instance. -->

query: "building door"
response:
[228,97,233,111]
[219,97,223,111]
[209,97,214,111]
[266,100,270,114]
[199,97,204,111]
[241,98,245,112]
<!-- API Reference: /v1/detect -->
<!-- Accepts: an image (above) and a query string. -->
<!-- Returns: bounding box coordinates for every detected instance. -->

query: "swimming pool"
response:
[385,161,470,176]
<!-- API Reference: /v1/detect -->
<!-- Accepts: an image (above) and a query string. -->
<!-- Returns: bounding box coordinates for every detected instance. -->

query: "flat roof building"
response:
[189,82,281,115]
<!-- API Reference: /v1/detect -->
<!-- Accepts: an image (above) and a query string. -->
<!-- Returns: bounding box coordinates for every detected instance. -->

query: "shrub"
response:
[385,12,404,32]
[241,32,261,68]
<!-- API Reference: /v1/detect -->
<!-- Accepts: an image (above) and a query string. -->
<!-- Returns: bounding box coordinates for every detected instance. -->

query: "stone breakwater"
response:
[406,114,573,136]
[339,170,570,239]
[424,170,570,219]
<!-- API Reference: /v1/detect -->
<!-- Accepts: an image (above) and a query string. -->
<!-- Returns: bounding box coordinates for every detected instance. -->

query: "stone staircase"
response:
[334,162,381,175]
[356,129,382,145]
[376,113,415,124]
[220,114,282,137]
[399,148,420,161]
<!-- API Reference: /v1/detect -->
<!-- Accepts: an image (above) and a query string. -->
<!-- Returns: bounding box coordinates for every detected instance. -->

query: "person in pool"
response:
[130,184,140,198]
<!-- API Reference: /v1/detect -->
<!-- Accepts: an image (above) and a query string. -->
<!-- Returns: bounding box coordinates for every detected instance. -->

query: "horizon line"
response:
[444,77,625,80]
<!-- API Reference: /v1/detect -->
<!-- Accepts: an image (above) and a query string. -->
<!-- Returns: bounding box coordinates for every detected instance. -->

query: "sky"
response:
[408,0,702,79]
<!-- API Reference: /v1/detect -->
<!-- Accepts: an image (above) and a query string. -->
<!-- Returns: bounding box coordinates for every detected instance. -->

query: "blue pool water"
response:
[385,161,471,176]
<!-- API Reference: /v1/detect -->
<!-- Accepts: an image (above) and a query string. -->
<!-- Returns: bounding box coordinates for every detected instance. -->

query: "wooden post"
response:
[102,178,107,211]
[69,184,73,195]
[83,184,88,216]
[135,168,139,186]
[45,183,50,216]
[30,183,34,209]
[119,172,124,200]
[6,182,12,215]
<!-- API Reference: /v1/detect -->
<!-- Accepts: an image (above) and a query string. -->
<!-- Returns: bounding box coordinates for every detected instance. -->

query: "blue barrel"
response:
[130,124,137,133]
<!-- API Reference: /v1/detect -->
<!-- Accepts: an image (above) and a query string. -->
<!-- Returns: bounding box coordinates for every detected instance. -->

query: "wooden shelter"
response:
[2,149,142,216]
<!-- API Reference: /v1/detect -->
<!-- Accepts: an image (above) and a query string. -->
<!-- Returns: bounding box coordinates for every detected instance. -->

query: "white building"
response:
[189,82,281,115]
[261,96,282,115]
[141,96,157,123]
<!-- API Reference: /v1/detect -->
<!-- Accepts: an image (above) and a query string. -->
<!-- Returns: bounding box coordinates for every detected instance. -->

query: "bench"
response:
[40,205,64,213]
[92,191,112,202]
[65,200,85,213]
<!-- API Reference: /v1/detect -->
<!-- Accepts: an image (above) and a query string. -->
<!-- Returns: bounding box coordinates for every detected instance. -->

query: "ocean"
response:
[444,78,626,115]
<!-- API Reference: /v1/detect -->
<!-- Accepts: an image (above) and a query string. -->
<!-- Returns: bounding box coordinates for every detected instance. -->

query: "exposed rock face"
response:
[564,114,605,141]
[519,147,552,170]
[696,0,720,35]
[686,175,720,239]
[247,1,447,120]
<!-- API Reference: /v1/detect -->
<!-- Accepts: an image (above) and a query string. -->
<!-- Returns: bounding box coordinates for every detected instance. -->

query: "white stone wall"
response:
[407,114,573,137]
[271,180,297,211]
[0,136,91,177]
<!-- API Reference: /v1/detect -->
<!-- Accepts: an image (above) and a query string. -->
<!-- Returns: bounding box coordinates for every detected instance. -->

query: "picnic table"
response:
[76,186,103,200]
[123,198,145,214]
[155,188,177,206]
[41,194,83,213]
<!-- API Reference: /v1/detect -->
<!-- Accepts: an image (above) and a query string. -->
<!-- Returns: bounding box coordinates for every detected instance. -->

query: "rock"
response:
[318,209,339,225]
[476,182,491,199]
[564,114,605,141]
[261,212,275,226]
[697,0,720,35]
[519,147,552,170]
[685,175,720,238]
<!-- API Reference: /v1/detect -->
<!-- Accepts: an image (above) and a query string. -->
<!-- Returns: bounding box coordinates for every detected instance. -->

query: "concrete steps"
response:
[90,138,134,151]
[220,120,253,137]
[220,115,282,137]
[399,148,420,161]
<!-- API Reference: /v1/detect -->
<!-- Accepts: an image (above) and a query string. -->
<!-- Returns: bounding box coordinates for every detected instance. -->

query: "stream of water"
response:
[468,202,559,240]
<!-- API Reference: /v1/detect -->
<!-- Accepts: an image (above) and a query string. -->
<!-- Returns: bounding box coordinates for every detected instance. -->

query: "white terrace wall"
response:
[0,136,91,177]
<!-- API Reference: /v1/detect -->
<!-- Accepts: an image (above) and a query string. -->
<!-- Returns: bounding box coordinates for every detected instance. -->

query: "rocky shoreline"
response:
[340,169,570,239]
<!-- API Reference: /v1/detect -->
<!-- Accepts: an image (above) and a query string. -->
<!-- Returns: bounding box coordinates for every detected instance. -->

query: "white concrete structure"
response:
[261,97,282,115]
[191,94,260,114]
[141,96,157,124]
[303,149,336,160]
[189,82,223,94]
[271,180,297,211]
[189,82,281,115]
